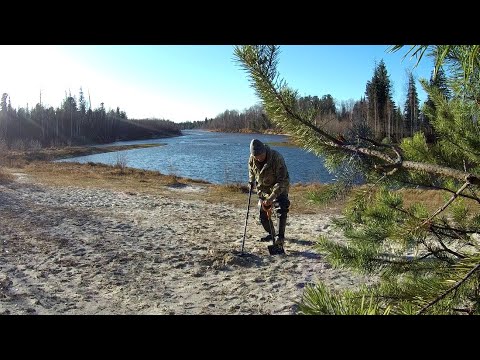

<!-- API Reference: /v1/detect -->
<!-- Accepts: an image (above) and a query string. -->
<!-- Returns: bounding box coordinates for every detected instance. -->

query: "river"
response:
[56,129,335,185]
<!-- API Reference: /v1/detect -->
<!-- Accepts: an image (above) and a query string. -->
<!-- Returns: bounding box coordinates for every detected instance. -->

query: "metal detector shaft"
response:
[240,185,253,254]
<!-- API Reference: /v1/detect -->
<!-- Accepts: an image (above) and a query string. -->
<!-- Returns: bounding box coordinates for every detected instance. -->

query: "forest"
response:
[0,88,180,149]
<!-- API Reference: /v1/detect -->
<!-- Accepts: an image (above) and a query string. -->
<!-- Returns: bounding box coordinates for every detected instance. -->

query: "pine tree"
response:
[0,93,8,140]
[234,45,480,315]
[404,71,419,137]
[365,60,393,141]
[79,87,87,116]
[423,67,449,142]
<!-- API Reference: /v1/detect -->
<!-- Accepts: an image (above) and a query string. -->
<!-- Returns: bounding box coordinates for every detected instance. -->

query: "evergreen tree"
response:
[365,60,393,140]
[0,93,8,140]
[393,104,404,142]
[404,71,419,137]
[319,94,336,116]
[423,67,449,142]
[79,87,87,116]
[234,45,480,315]
[0,93,7,113]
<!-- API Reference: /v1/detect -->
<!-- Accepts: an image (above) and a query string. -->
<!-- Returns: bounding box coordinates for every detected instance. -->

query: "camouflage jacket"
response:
[248,144,290,201]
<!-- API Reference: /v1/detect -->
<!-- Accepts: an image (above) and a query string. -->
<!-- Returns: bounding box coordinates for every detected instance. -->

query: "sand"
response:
[0,172,375,315]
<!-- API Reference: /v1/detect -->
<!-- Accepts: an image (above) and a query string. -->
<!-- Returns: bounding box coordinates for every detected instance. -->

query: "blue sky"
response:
[0,45,434,123]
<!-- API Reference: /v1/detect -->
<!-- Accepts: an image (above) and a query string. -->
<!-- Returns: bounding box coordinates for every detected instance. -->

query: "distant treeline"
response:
[180,60,446,144]
[0,88,181,149]
[1,59,447,149]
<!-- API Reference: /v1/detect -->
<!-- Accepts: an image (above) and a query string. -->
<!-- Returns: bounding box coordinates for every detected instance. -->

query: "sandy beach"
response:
[0,171,375,315]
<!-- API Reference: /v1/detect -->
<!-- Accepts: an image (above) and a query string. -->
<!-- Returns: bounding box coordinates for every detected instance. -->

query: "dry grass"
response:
[17,161,340,215]
[204,182,343,215]
[0,167,14,184]
[398,187,480,214]
[345,185,480,215]
[0,143,164,167]
[21,161,207,193]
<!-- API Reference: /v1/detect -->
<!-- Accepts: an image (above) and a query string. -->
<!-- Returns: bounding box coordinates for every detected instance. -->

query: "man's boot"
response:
[259,234,272,242]
[274,214,287,246]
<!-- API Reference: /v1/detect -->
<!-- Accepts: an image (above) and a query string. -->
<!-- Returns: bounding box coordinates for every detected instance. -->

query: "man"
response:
[248,138,290,248]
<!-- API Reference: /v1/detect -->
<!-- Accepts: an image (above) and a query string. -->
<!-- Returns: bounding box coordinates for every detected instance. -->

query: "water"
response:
[56,129,335,184]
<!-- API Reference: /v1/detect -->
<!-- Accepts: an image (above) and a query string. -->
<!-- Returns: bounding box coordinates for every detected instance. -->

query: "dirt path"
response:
[0,174,374,314]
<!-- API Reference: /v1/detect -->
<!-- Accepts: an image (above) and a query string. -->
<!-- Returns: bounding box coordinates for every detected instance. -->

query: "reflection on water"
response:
[56,130,335,184]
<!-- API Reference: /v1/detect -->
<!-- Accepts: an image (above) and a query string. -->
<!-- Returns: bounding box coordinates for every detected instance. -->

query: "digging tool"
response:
[240,183,253,256]
[265,203,285,256]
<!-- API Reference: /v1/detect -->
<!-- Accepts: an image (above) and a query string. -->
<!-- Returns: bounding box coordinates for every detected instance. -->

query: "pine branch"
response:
[418,252,436,261]
[376,252,435,265]
[416,181,470,231]
[400,162,480,186]
[430,227,466,259]
[418,236,447,263]
[468,186,480,204]
[388,45,430,69]
[432,224,478,236]
[431,226,477,248]
[260,72,343,146]
[391,205,414,217]
[452,307,474,315]
[234,45,342,146]
[358,136,403,174]
[446,137,480,158]
[417,263,480,314]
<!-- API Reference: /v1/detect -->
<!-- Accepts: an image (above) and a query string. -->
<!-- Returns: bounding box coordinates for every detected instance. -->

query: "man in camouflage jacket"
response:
[248,139,290,247]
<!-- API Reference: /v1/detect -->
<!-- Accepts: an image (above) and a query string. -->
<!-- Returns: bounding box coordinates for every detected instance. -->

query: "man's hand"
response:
[248,181,254,191]
[262,199,273,208]
[261,199,273,219]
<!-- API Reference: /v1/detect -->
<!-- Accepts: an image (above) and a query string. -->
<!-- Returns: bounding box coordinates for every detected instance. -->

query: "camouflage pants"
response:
[258,193,290,236]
